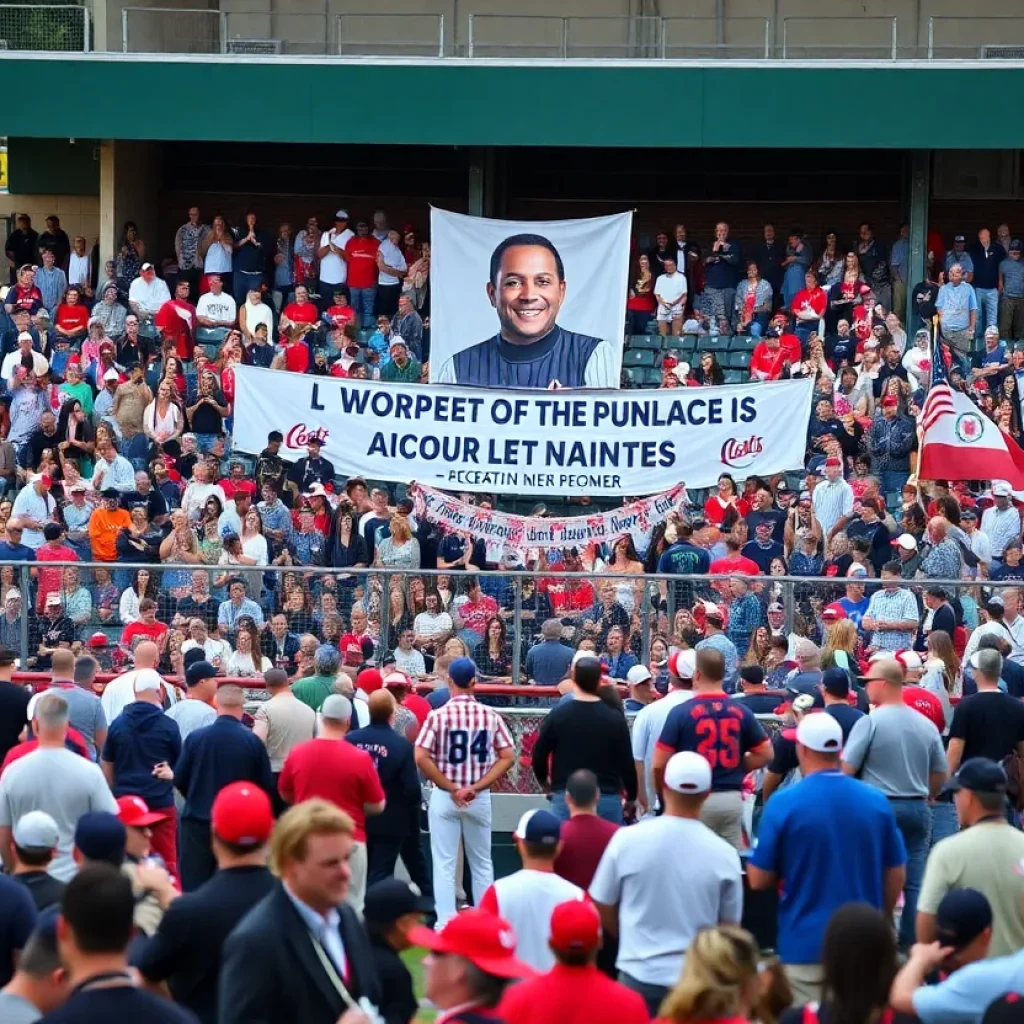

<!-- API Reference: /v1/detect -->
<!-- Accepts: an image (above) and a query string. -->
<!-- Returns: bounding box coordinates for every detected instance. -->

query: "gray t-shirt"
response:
[165,698,217,741]
[589,814,742,986]
[843,703,948,798]
[44,685,106,760]
[0,747,118,881]
[0,991,41,1023]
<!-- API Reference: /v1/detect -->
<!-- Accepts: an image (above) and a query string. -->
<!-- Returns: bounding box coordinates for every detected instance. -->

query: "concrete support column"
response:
[906,150,930,327]
[468,146,502,218]
[98,140,161,271]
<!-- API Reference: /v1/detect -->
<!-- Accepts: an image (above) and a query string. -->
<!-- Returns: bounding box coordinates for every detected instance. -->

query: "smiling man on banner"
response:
[435,234,619,390]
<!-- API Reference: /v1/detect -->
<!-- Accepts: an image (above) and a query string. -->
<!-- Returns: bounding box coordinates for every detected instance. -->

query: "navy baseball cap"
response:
[74,811,126,866]
[821,667,850,698]
[364,879,434,926]
[943,758,1008,795]
[449,657,477,688]
[806,455,826,477]
[182,646,207,671]
[983,994,1024,1024]
[935,888,992,949]
[514,809,561,848]
[185,660,217,688]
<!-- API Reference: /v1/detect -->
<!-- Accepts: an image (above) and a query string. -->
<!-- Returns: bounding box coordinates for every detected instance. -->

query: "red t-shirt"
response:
[403,692,432,726]
[340,633,369,666]
[903,685,945,732]
[537,580,595,616]
[56,303,89,334]
[121,620,169,648]
[283,301,319,326]
[283,342,309,374]
[2,731,90,774]
[709,554,761,577]
[278,738,385,841]
[500,964,649,1024]
[154,299,197,360]
[703,495,751,526]
[35,544,79,611]
[749,342,789,380]
[345,237,380,290]
[219,478,257,500]
[326,304,356,330]
[553,813,619,890]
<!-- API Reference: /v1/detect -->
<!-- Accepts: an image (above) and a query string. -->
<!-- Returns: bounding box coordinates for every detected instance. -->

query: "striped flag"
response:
[918,335,1024,485]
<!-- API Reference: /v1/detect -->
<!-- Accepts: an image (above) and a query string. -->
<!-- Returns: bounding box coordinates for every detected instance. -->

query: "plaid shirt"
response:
[726,593,761,659]
[865,587,918,651]
[416,694,514,788]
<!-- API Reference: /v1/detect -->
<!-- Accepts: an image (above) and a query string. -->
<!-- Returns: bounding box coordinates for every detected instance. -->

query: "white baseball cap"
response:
[993,480,1013,497]
[103,368,119,381]
[868,650,897,663]
[894,533,918,551]
[669,648,696,680]
[664,751,712,794]
[44,592,61,606]
[133,669,164,693]
[796,713,843,754]
[571,650,600,668]
[626,665,653,686]
[13,810,59,849]
[895,650,923,673]
[847,564,869,578]
[4,589,19,602]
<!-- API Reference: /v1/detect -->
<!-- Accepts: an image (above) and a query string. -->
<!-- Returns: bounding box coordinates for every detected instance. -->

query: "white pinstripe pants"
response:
[428,788,493,927]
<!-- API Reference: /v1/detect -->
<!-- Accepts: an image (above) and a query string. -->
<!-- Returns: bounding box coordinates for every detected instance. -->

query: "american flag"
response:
[920,333,956,434]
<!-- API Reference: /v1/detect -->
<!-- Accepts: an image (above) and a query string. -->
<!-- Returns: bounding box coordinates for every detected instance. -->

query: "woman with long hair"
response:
[56,398,95,476]
[386,579,412,639]
[293,215,320,288]
[704,473,750,527]
[627,252,657,335]
[821,618,860,673]
[734,261,773,338]
[144,379,184,459]
[325,501,369,570]
[374,514,420,570]
[116,221,146,289]
[742,626,773,667]
[198,214,234,295]
[159,508,203,598]
[403,239,431,312]
[649,633,671,694]
[477,615,512,681]
[827,252,863,332]
[921,629,960,735]
[225,619,272,677]
[691,350,725,387]
[815,230,843,287]
[656,925,763,1024]
[780,903,897,1024]
[118,566,157,625]
[605,534,645,613]
[159,354,188,400]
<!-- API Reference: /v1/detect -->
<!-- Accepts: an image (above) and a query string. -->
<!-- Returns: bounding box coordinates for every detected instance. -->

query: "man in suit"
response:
[219,798,382,1024]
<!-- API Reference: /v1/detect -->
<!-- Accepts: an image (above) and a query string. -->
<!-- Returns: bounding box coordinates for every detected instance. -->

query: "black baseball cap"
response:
[821,667,850,698]
[74,811,126,866]
[943,758,1008,795]
[182,646,207,671]
[363,879,434,926]
[935,888,992,949]
[185,660,218,688]
[739,665,764,687]
[983,994,1024,1024]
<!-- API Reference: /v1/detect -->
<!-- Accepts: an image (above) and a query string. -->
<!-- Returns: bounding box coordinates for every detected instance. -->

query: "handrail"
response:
[782,15,898,60]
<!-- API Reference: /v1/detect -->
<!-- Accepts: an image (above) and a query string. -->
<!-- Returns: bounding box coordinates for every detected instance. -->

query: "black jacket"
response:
[346,722,421,837]
[219,882,381,1024]
[367,931,417,1024]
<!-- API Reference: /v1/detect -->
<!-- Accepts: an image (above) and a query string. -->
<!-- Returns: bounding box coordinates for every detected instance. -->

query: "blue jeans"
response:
[350,287,377,329]
[234,270,263,306]
[120,433,150,471]
[976,287,999,337]
[551,790,623,825]
[193,432,224,455]
[880,470,909,496]
[929,799,959,849]
[890,798,931,949]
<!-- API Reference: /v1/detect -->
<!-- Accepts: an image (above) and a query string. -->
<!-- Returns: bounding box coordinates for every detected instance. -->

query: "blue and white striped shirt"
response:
[865,587,918,651]
[812,478,854,536]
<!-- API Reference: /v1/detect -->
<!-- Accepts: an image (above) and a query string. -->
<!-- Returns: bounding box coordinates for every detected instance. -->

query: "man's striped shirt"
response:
[416,694,514,788]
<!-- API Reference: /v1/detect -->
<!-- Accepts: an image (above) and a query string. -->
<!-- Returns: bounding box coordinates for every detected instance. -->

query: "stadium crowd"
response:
[1,207,1024,1023]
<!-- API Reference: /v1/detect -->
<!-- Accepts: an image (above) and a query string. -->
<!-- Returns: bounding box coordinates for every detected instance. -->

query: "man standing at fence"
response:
[414,657,515,927]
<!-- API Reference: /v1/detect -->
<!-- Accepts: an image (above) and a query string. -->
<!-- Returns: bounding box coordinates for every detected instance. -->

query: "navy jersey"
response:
[658,693,768,791]
[452,325,602,389]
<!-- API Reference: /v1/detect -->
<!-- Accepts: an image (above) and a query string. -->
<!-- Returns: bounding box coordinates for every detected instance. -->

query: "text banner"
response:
[232,366,815,498]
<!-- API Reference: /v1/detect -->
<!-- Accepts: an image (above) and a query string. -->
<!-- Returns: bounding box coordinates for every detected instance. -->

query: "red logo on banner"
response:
[286,424,330,448]
[721,436,764,469]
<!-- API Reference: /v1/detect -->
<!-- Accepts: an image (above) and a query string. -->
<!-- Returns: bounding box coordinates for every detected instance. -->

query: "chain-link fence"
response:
[0,2,88,51]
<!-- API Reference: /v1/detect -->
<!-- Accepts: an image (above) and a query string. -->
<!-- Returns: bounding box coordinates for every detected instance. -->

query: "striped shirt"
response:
[865,587,919,651]
[416,694,514,788]
[812,478,854,536]
[981,504,1022,557]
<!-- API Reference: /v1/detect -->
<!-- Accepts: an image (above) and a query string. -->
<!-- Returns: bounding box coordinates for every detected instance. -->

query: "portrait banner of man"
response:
[430,208,632,390]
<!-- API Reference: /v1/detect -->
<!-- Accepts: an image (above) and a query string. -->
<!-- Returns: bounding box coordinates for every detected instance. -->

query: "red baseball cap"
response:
[357,668,384,694]
[116,795,166,828]
[408,910,535,979]
[821,605,846,622]
[86,631,108,648]
[211,782,274,847]
[383,671,410,690]
[881,395,899,408]
[549,900,601,955]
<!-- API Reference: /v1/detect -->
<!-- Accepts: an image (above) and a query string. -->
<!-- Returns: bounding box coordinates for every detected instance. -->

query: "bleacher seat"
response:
[696,336,730,353]
[729,335,758,350]
[723,369,745,384]
[622,349,658,368]
[728,351,752,369]
[627,335,661,351]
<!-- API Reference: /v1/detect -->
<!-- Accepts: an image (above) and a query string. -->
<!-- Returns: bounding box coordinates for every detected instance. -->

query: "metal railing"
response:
[0,2,88,51]
[661,17,770,60]
[121,6,222,53]
[927,16,1024,60]
[781,16,898,60]
[335,12,445,57]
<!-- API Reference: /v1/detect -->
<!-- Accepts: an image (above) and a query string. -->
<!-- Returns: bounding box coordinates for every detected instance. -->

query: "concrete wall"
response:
[108,0,1024,55]
[98,140,160,270]
[2,195,100,250]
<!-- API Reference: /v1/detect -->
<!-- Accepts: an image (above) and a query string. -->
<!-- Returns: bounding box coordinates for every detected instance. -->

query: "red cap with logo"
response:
[211,782,274,847]
[408,910,535,979]
[357,668,384,694]
[549,900,601,954]
[116,795,166,827]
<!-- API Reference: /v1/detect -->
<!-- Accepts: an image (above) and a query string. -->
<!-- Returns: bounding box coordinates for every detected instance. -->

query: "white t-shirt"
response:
[413,610,453,639]
[128,276,171,316]
[654,271,688,306]
[242,299,274,342]
[2,349,48,381]
[203,239,233,274]
[69,251,91,287]
[0,746,118,880]
[100,668,180,724]
[590,815,743,986]
[181,636,233,671]
[393,647,426,677]
[319,228,354,285]
[196,291,237,325]
[377,239,408,286]
[629,688,695,816]
[11,486,56,549]
[480,869,584,972]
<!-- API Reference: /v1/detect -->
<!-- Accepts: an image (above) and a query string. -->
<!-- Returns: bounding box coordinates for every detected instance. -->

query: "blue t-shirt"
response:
[0,874,36,986]
[656,542,710,576]
[658,693,767,791]
[838,595,870,628]
[750,770,906,964]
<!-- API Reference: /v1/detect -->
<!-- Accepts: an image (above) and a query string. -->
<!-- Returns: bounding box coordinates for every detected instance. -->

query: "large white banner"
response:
[233,366,814,498]
[429,208,632,389]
